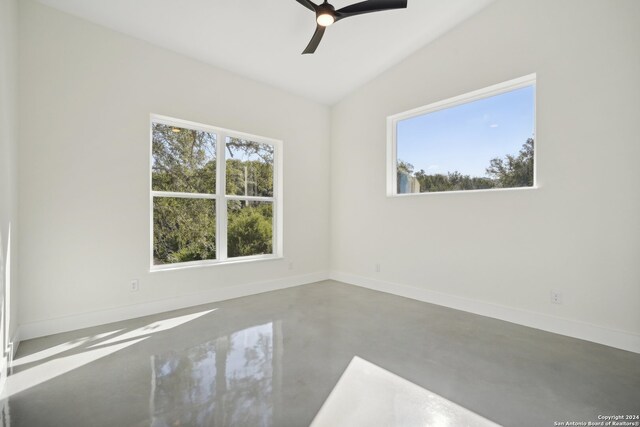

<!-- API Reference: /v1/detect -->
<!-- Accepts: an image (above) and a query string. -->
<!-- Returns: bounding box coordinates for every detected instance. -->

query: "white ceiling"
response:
[36,0,494,105]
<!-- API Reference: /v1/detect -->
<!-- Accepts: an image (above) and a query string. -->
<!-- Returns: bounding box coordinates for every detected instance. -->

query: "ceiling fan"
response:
[296,0,408,54]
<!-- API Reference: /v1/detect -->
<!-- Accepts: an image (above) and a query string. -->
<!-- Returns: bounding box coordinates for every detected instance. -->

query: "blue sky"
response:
[397,85,535,178]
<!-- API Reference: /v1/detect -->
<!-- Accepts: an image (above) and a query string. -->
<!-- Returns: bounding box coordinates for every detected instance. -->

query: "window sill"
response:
[150,254,283,273]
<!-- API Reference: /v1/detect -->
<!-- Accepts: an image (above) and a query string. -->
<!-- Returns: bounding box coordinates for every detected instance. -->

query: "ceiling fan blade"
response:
[336,0,407,20]
[296,0,317,12]
[302,25,326,54]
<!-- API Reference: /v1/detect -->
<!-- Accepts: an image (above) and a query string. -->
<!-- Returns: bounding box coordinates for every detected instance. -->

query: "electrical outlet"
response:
[130,279,139,292]
[288,262,294,271]
[550,290,562,304]
[375,263,381,273]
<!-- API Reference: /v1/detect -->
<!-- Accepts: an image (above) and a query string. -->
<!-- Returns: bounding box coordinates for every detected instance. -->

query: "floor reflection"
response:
[150,321,280,427]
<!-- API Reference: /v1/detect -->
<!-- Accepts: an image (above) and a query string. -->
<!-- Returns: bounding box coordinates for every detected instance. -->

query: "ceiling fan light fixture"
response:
[296,0,408,54]
[316,13,335,26]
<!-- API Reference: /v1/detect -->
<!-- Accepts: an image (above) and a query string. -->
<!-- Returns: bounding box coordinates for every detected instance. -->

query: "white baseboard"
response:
[330,271,640,354]
[17,271,640,354]
[19,271,330,341]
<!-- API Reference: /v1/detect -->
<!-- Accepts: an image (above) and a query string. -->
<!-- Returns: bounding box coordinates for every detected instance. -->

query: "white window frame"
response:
[387,73,537,197]
[150,114,284,271]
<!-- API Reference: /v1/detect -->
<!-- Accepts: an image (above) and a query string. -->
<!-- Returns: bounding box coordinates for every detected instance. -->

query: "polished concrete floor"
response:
[3,280,639,426]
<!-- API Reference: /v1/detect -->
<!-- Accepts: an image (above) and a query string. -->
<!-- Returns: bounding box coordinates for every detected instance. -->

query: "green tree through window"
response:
[391,76,536,195]
[151,119,278,267]
[398,138,534,193]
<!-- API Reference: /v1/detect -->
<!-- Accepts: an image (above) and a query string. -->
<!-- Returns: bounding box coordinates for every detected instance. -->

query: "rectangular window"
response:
[151,115,282,270]
[387,74,536,195]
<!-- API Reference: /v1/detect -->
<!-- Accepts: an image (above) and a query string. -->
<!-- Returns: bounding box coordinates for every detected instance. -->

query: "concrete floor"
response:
[2,280,639,426]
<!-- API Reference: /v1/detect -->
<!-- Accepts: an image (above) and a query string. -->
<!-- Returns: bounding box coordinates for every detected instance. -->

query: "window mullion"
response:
[152,191,217,199]
[216,132,228,261]
[225,195,275,202]
[273,139,281,257]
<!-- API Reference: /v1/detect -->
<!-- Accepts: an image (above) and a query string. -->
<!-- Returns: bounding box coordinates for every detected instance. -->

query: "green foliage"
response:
[225,138,274,197]
[227,202,273,258]
[226,159,274,197]
[152,123,217,193]
[152,129,275,265]
[397,160,414,175]
[153,197,216,264]
[398,138,534,193]
[414,170,495,192]
[486,138,534,188]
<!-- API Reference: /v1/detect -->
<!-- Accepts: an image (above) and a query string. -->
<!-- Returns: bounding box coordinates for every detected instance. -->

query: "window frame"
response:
[386,73,537,197]
[150,114,283,271]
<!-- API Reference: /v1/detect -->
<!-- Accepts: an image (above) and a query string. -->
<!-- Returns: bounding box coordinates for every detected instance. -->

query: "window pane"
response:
[152,123,217,194]
[396,85,535,194]
[227,200,273,258]
[153,197,216,265]
[225,137,274,197]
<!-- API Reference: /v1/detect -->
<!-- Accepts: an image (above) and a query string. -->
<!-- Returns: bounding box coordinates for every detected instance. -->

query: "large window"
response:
[151,115,282,269]
[387,74,536,195]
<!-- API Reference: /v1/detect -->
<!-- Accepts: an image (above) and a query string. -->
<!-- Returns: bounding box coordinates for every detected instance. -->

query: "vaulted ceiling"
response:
[36,0,494,104]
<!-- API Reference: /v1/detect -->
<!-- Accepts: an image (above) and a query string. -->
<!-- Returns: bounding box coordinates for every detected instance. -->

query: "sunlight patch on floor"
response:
[1,337,148,400]
[89,309,216,348]
[311,356,500,427]
[12,329,124,368]
[4,309,217,399]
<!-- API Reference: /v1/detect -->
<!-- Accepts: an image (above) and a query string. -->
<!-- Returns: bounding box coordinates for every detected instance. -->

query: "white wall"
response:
[16,0,640,351]
[0,0,19,357]
[18,0,331,337]
[331,0,640,349]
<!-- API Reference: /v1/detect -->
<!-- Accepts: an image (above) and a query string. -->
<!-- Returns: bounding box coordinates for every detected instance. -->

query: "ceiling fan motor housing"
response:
[316,2,336,25]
